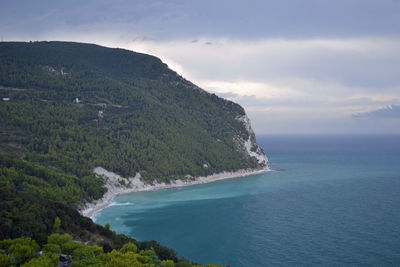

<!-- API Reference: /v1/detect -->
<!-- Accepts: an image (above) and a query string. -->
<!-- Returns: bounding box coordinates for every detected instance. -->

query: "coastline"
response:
[80,166,270,220]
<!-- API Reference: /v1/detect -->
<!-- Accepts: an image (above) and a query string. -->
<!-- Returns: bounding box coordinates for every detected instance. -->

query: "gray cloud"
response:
[353,105,400,118]
[1,0,400,133]
[132,38,400,99]
[1,0,400,41]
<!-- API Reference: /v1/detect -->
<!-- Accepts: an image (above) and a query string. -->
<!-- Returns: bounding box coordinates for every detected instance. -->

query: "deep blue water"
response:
[95,135,400,266]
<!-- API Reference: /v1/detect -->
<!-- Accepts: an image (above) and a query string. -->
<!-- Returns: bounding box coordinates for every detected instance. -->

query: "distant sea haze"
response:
[95,135,400,266]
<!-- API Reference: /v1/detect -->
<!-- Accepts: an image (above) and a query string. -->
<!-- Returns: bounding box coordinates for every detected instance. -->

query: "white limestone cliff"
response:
[236,114,268,167]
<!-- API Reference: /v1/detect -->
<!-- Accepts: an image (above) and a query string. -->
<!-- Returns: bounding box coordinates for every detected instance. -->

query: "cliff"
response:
[0,41,268,242]
[0,41,268,184]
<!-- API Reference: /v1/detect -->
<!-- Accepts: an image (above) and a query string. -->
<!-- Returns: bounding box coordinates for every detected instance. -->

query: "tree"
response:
[161,260,175,267]
[62,241,82,255]
[20,253,58,267]
[119,242,137,253]
[8,243,39,265]
[52,216,61,234]
[42,243,61,254]
[0,254,13,267]
[0,237,40,266]
[47,233,72,248]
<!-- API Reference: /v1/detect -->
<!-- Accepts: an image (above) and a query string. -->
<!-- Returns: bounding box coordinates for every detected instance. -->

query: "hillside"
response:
[0,41,267,265]
[0,41,267,183]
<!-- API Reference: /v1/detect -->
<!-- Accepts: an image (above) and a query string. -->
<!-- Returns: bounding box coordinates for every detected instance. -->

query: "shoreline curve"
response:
[80,167,270,220]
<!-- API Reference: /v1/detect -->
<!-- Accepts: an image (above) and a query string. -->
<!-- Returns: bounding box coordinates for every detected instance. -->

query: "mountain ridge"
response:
[0,41,267,183]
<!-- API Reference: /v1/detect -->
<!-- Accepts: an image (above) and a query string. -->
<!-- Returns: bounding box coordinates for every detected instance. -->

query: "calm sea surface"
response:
[95,135,400,266]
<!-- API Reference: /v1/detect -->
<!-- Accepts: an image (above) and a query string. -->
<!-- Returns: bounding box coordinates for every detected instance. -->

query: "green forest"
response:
[0,41,264,266]
[0,233,222,267]
[0,41,262,182]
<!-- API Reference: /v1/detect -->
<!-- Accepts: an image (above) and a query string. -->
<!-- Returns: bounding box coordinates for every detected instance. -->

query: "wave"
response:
[108,201,135,207]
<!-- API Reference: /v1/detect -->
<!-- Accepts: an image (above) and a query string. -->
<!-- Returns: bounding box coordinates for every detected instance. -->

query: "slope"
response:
[0,41,267,183]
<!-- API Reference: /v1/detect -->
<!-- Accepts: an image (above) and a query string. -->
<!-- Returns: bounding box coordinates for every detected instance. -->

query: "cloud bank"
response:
[124,37,400,133]
[1,0,400,133]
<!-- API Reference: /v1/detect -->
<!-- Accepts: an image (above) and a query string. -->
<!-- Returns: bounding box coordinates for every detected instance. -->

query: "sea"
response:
[94,135,400,266]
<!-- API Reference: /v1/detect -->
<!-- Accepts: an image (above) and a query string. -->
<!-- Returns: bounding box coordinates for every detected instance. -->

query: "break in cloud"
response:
[1,0,400,133]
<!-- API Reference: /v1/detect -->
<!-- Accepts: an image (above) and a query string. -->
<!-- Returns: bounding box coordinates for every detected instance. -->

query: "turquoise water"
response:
[95,135,400,266]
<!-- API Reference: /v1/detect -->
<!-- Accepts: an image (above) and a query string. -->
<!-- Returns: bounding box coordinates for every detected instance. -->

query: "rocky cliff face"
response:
[236,114,268,168]
[169,73,269,170]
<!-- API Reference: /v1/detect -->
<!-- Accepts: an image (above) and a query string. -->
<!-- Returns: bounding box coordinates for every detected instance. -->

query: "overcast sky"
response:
[1,0,400,134]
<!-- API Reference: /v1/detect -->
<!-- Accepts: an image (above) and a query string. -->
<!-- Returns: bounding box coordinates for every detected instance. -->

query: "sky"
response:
[1,0,400,134]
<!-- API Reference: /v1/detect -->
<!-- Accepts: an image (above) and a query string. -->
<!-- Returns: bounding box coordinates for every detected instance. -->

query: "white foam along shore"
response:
[80,166,270,220]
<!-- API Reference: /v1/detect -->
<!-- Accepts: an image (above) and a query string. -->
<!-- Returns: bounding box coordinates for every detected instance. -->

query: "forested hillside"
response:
[0,41,266,266]
[0,41,265,183]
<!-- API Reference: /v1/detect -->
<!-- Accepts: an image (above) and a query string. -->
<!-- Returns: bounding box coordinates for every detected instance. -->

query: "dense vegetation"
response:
[0,234,219,266]
[0,41,263,266]
[0,41,261,183]
[0,154,187,264]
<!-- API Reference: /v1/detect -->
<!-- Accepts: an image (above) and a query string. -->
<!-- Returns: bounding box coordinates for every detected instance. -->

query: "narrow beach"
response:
[81,167,270,220]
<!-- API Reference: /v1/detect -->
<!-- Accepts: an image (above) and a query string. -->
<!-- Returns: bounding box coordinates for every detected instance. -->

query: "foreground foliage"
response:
[0,234,215,267]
